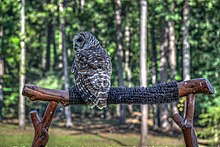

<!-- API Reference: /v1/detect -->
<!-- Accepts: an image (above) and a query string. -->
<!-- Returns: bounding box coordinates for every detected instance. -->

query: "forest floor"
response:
[0,117,185,146]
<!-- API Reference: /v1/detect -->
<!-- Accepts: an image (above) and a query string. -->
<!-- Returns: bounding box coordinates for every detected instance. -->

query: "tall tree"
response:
[0,57,3,120]
[51,0,58,69]
[182,0,190,81]
[125,26,131,88]
[114,0,126,124]
[79,0,85,31]
[0,21,3,119]
[150,25,159,129]
[59,0,73,127]
[167,1,178,117]
[46,22,52,71]
[168,20,176,81]
[140,0,148,146]
[125,26,133,113]
[182,0,190,118]
[19,0,26,129]
[46,0,57,71]
[159,23,171,131]
[52,26,58,69]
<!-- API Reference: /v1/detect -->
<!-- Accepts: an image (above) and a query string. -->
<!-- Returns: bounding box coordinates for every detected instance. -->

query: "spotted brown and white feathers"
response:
[71,32,112,109]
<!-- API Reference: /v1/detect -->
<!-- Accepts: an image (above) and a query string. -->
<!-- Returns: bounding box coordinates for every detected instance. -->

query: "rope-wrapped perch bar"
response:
[22,78,214,105]
[69,81,179,105]
[22,78,214,147]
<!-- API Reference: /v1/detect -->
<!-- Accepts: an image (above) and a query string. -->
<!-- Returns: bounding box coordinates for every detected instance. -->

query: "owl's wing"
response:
[87,49,112,74]
[71,60,75,73]
[106,54,112,75]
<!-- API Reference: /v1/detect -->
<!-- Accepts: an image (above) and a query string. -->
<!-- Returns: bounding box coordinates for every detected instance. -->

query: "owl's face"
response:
[74,32,99,52]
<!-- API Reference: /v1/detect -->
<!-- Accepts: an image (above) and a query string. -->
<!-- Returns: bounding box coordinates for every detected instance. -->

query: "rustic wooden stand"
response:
[22,78,214,147]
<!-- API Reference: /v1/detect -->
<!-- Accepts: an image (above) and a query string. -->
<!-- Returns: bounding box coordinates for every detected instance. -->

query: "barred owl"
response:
[71,32,112,109]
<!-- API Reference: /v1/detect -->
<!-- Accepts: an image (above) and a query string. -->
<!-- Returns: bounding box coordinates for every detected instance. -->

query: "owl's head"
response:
[74,32,100,52]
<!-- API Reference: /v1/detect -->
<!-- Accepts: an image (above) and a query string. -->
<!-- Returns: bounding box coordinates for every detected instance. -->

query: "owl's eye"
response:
[77,37,83,42]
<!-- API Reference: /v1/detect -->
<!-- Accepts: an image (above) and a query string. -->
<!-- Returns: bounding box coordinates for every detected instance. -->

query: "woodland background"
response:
[0,0,220,146]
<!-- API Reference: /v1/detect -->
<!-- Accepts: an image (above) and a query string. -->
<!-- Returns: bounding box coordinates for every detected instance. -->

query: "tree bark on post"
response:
[182,0,190,81]
[140,0,148,146]
[159,23,171,131]
[114,0,126,124]
[19,0,26,129]
[59,0,73,127]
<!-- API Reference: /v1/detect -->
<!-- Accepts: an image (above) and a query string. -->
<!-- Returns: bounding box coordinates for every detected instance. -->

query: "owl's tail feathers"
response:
[96,98,107,109]
[83,95,97,109]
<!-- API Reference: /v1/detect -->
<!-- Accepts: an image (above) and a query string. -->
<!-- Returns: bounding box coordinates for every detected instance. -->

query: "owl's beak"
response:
[74,44,79,51]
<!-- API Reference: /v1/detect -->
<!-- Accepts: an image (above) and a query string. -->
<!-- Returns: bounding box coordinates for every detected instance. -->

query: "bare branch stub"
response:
[22,84,69,106]
[178,78,214,97]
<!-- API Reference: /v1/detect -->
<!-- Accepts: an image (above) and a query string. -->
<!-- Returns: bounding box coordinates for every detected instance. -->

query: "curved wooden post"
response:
[31,101,58,147]
[173,94,198,147]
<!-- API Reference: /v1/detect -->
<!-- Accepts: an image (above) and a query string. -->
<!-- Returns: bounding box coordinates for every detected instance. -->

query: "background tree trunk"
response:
[182,0,190,81]
[51,0,57,69]
[125,26,133,113]
[114,0,126,124]
[125,26,131,87]
[168,20,176,81]
[151,26,159,130]
[159,23,171,131]
[182,0,190,118]
[19,0,26,129]
[79,0,85,31]
[52,26,57,69]
[139,0,148,146]
[46,23,52,71]
[59,0,73,127]
[0,57,3,120]
[168,19,179,117]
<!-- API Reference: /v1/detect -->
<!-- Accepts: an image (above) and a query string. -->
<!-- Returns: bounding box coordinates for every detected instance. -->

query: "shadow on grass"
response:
[52,116,183,146]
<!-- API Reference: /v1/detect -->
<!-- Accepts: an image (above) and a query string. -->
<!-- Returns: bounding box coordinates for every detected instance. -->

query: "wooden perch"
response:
[23,78,214,105]
[30,101,58,147]
[173,94,198,147]
[177,78,214,96]
[22,84,69,106]
[22,78,214,147]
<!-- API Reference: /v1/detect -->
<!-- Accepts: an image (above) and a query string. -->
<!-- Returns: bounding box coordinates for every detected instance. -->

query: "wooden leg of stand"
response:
[30,101,58,147]
[173,94,198,147]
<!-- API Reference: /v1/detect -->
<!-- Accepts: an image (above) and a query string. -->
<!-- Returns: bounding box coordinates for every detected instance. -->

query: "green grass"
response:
[0,123,184,146]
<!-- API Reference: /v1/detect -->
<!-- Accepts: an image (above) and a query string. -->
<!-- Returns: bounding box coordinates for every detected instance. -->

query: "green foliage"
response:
[189,0,220,142]
[198,103,220,145]
[34,71,63,89]
[0,0,220,143]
